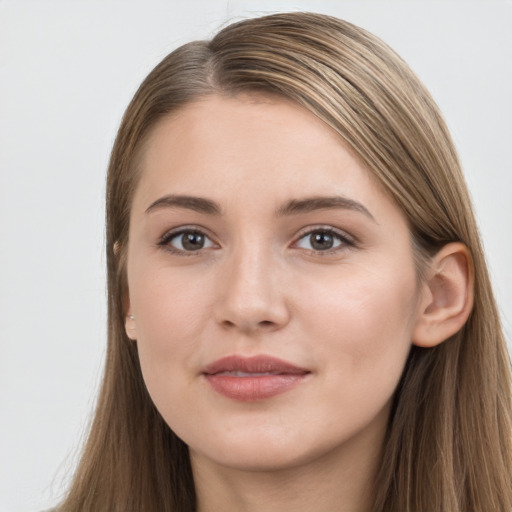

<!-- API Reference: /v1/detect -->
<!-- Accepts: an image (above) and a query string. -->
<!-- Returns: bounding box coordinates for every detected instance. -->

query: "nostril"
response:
[220,319,276,332]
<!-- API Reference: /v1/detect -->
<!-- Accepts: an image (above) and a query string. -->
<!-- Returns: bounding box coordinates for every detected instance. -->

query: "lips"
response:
[202,355,310,401]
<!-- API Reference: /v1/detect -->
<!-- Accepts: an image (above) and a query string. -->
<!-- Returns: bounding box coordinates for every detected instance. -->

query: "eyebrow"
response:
[145,193,375,221]
[276,196,376,221]
[145,194,221,215]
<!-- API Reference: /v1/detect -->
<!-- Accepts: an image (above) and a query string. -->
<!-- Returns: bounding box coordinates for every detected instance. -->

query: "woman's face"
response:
[126,94,425,473]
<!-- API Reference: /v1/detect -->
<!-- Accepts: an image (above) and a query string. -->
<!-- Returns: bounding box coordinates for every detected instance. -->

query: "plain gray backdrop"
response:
[1,1,511,510]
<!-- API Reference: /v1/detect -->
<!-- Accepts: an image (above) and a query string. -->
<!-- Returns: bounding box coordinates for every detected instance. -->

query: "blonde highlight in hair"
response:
[58,12,512,512]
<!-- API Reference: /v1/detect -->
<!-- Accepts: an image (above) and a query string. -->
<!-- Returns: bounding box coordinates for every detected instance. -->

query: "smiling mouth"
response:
[202,355,310,401]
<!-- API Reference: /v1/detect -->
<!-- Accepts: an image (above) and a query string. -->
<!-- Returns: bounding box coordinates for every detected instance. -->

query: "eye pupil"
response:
[310,232,334,250]
[182,232,204,250]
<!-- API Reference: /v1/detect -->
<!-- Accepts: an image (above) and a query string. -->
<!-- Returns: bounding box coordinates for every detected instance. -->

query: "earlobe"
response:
[125,297,137,340]
[412,242,474,348]
[125,312,137,340]
[116,243,135,339]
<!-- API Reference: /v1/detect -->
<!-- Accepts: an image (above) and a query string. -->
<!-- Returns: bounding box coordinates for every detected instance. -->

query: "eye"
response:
[295,228,352,252]
[160,229,215,253]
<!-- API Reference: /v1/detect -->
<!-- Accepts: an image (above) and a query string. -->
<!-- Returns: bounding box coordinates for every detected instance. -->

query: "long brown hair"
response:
[57,12,512,512]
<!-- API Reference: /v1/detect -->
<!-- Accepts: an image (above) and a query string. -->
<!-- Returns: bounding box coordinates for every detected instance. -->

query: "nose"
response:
[214,243,291,334]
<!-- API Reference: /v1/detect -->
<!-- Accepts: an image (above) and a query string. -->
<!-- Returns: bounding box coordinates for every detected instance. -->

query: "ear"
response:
[114,241,136,339]
[124,297,137,341]
[413,242,474,348]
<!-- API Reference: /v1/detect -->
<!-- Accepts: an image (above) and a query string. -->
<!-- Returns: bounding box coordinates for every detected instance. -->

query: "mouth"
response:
[213,371,289,377]
[202,355,310,401]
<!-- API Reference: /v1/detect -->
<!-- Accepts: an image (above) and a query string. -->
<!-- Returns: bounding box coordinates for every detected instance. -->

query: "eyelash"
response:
[157,225,355,256]
[158,226,216,257]
[293,226,355,255]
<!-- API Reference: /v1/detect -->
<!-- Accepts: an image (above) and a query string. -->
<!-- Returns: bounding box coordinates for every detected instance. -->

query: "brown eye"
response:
[181,232,205,250]
[310,232,335,250]
[295,229,349,252]
[166,230,214,252]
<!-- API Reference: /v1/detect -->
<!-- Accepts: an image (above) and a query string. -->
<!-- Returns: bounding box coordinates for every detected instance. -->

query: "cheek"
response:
[298,261,418,381]
[287,264,418,447]
[129,264,214,387]
[133,262,211,333]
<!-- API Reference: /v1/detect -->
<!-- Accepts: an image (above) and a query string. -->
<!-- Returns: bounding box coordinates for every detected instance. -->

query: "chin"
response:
[193,442,320,473]
[187,422,355,474]
[184,401,392,475]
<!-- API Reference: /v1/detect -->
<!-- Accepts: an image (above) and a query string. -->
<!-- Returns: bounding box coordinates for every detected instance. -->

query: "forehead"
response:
[132,93,398,222]
[142,95,355,180]
[144,93,349,168]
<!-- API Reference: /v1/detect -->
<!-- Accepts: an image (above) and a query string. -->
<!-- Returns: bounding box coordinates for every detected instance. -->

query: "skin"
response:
[125,94,432,512]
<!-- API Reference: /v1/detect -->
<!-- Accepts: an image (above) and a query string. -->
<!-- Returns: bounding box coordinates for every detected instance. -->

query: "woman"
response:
[56,12,512,512]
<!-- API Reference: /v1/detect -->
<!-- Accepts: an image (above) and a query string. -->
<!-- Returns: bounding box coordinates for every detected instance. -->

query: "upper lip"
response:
[202,355,310,375]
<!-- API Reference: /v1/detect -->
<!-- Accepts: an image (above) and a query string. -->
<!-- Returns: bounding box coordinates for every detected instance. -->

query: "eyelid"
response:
[158,225,219,254]
[156,224,356,255]
[291,225,356,253]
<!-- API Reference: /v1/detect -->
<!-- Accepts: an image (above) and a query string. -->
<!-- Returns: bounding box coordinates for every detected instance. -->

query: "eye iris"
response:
[310,231,334,250]
[182,232,204,250]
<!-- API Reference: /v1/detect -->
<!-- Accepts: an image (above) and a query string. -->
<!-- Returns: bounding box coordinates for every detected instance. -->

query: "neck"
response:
[191,408,387,512]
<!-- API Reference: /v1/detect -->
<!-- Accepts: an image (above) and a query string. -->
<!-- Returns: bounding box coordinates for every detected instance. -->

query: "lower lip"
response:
[204,374,308,401]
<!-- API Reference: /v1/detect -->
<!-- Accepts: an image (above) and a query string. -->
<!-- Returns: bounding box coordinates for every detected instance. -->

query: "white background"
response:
[0,1,511,510]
